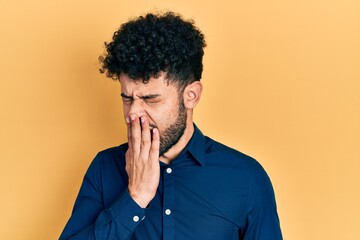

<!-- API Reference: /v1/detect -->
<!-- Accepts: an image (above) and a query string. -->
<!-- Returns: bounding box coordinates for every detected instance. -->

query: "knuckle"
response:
[150,148,159,155]
[151,143,160,150]
[130,135,141,142]
[141,139,151,145]
[138,153,147,161]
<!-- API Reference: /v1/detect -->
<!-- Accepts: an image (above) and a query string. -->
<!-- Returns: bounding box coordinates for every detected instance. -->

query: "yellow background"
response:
[1,0,359,239]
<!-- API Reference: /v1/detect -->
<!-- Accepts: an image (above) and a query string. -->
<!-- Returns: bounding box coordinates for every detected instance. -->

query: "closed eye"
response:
[120,93,133,103]
[120,93,161,104]
[142,95,162,104]
[141,94,160,100]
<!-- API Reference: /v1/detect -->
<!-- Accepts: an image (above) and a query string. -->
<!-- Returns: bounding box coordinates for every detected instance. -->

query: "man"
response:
[60,12,282,240]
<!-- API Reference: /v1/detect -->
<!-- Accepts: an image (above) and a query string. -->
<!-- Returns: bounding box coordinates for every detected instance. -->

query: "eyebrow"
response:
[120,93,161,99]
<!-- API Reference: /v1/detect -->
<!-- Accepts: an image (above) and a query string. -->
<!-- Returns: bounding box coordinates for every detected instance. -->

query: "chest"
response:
[131,166,250,240]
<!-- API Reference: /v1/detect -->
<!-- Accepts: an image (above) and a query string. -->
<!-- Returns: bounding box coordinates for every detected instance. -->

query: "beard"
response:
[153,98,187,156]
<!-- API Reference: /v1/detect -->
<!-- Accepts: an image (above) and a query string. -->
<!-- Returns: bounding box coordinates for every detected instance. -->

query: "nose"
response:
[127,99,146,118]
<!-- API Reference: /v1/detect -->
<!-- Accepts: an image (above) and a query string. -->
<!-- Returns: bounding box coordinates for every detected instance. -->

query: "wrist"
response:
[128,189,151,208]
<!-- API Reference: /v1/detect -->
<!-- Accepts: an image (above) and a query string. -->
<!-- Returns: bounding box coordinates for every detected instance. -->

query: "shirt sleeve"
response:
[241,161,283,240]
[59,153,145,240]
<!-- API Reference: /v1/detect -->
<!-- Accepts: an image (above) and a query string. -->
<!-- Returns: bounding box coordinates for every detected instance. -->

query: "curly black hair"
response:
[99,12,206,89]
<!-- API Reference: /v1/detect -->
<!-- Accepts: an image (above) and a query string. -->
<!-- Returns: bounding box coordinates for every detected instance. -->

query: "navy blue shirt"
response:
[60,125,282,239]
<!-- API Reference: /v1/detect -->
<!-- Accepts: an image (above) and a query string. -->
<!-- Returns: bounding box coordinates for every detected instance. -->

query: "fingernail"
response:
[130,114,136,121]
[140,116,146,123]
[125,117,130,124]
[152,128,158,135]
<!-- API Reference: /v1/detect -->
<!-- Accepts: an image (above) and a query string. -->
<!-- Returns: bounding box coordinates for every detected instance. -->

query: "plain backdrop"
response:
[0,0,359,239]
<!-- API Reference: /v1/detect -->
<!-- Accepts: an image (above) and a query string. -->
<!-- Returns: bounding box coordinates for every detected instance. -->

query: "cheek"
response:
[122,104,130,117]
[147,107,172,128]
[160,104,180,124]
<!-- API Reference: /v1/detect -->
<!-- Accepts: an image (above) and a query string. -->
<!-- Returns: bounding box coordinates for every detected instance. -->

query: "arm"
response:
[60,115,160,239]
[241,162,283,240]
[59,154,146,240]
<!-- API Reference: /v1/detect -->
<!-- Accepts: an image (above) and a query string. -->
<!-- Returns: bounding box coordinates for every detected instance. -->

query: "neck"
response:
[159,119,194,165]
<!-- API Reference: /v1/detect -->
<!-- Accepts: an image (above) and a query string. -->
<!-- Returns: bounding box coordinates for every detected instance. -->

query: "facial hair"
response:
[157,98,187,156]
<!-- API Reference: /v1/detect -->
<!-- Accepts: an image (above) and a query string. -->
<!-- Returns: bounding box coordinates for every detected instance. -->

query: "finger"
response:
[126,116,132,150]
[149,128,160,162]
[140,116,151,159]
[130,114,141,155]
[125,150,131,174]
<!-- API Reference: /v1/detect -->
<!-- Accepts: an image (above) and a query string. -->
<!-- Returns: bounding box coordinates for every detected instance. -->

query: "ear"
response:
[183,81,203,109]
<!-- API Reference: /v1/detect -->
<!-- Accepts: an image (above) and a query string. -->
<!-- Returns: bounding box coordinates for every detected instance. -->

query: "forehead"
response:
[119,73,178,95]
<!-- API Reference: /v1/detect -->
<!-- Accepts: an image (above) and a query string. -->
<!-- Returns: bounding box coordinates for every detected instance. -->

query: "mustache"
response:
[148,124,159,142]
[149,123,157,129]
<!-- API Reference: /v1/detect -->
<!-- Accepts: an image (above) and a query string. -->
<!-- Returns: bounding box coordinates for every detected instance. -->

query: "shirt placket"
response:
[162,166,175,240]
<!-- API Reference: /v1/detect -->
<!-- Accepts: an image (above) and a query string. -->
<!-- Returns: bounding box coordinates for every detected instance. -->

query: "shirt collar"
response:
[182,123,206,166]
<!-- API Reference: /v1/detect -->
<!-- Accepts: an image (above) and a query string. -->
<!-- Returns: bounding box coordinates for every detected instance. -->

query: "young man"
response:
[60,12,282,240]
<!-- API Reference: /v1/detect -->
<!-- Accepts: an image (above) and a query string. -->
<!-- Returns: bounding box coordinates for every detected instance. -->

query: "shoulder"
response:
[96,143,128,158]
[204,136,265,173]
[205,136,277,204]
[86,143,128,173]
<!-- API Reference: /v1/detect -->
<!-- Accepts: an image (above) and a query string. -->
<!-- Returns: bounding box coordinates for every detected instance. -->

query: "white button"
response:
[165,209,171,215]
[166,168,172,174]
[133,216,140,222]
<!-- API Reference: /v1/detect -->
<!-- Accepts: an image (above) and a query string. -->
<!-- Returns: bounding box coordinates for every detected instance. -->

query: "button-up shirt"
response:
[60,125,282,239]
